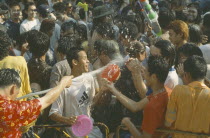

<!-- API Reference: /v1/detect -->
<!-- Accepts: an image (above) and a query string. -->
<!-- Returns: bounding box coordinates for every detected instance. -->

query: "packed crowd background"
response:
[0,0,210,137]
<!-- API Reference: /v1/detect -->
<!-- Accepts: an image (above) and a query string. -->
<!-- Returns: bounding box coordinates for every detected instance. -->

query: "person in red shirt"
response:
[0,68,75,138]
[103,56,169,137]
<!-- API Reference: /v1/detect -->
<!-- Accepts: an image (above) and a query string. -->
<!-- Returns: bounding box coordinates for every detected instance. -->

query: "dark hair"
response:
[66,47,85,68]
[40,19,55,34]
[95,22,116,40]
[57,35,79,55]
[120,22,138,40]
[0,68,21,88]
[188,24,202,44]
[79,8,85,20]
[177,43,203,58]
[148,56,169,83]
[28,31,50,58]
[61,21,77,35]
[77,24,87,41]
[53,2,66,13]
[24,2,36,11]
[127,41,146,58]
[158,7,175,29]
[203,13,210,29]
[0,31,12,60]
[8,1,21,8]
[154,40,176,68]
[94,40,120,59]
[184,55,207,80]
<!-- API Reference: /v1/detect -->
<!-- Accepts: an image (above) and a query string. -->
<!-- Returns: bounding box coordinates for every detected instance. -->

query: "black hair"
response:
[0,31,12,60]
[53,2,66,13]
[24,2,36,11]
[0,68,21,88]
[79,8,85,20]
[187,2,202,24]
[61,21,77,35]
[188,24,202,44]
[158,7,175,29]
[120,22,138,40]
[184,55,207,80]
[127,41,146,58]
[66,47,85,68]
[203,13,210,29]
[76,24,87,41]
[57,35,80,55]
[154,40,176,68]
[36,0,48,7]
[158,0,170,9]
[94,40,120,60]
[176,43,203,67]
[95,22,116,40]
[28,31,50,58]
[8,1,21,8]
[148,56,169,83]
[40,19,55,35]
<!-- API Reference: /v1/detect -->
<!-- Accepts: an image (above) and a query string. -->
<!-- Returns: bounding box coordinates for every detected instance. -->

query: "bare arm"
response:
[38,76,73,110]
[49,113,77,125]
[126,58,147,98]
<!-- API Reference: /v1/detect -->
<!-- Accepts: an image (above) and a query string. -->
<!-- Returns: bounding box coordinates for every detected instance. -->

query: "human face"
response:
[178,53,188,64]
[27,5,37,19]
[136,51,146,62]
[76,51,90,73]
[66,3,73,15]
[187,7,198,22]
[169,29,180,46]
[150,45,161,56]
[10,6,21,20]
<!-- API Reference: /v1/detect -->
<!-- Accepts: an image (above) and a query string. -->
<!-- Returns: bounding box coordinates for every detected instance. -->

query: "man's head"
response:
[40,19,55,37]
[186,2,201,24]
[53,2,66,22]
[37,4,51,19]
[127,41,146,62]
[183,55,207,83]
[57,35,79,61]
[9,2,22,21]
[25,2,37,20]
[60,21,77,37]
[67,47,89,73]
[150,40,176,68]
[0,69,21,100]
[0,31,12,60]
[177,43,203,64]
[167,20,189,47]
[28,31,50,58]
[144,56,169,87]
[94,22,116,40]
[94,40,120,65]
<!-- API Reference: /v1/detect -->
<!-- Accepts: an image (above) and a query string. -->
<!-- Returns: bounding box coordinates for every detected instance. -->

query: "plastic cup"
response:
[72,115,93,137]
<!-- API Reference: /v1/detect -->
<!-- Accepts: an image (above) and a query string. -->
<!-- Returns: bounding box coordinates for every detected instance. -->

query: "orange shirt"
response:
[142,91,168,136]
[165,81,210,138]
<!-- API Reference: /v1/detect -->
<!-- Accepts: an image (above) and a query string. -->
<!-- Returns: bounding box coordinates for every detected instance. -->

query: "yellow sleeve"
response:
[165,85,179,127]
[21,57,31,95]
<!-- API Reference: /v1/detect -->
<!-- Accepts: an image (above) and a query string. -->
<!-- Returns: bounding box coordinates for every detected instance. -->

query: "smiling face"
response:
[27,5,37,19]
[75,51,90,73]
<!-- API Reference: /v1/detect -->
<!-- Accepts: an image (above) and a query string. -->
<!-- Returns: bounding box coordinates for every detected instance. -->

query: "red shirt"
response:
[0,95,41,138]
[141,91,168,136]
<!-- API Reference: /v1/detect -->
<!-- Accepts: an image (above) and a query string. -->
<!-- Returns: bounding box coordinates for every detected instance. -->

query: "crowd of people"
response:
[0,0,210,138]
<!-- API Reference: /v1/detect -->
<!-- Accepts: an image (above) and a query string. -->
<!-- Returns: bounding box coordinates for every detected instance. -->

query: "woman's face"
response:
[187,7,198,22]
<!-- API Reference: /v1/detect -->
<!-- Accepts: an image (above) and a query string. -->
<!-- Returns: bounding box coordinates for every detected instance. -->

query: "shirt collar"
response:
[188,81,207,88]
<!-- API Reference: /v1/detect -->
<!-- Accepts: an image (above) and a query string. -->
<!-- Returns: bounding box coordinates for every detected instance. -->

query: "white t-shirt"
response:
[49,73,102,138]
[200,44,210,64]
[20,19,40,34]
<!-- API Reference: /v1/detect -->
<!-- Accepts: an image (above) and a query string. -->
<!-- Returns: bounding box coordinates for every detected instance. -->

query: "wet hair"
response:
[77,24,87,41]
[127,41,146,58]
[187,2,202,24]
[57,35,79,55]
[24,2,36,11]
[28,31,50,58]
[66,47,85,68]
[120,22,138,40]
[184,55,207,80]
[148,56,169,83]
[95,22,116,40]
[167,20,189,41]
[53,2,66,13]
[0,31,12,60]
[158,7,175,29]
[154,40,176,68]
[61,21,77,35]
[177,43,203,58]
[0,68,21,88]
[94,40,120,60]
[40,19,55,35]
[203,13,210,29]
[188,24,202,44]
[79,8,85,20]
